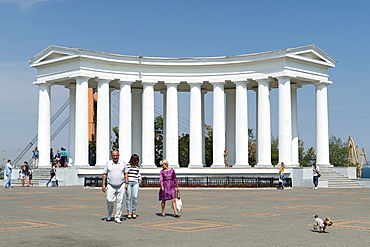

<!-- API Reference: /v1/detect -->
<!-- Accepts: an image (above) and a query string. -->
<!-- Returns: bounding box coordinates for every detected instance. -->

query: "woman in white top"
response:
[125,154,142,219]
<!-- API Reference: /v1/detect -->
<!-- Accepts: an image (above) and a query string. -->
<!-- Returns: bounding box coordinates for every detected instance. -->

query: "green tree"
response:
[178,133,189,167]
[154,115,164,167]
[111,126,119,151]
[248,128,256,167]
[329,135,350,166]
[301,147,316,166]
[204,124,213,167]
[271,135,279,165]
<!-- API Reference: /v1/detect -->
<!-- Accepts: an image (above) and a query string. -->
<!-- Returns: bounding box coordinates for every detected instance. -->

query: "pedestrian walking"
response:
[102,150,128,224]
[3,160,15,188]
[158,160,180,218]
[125,154,141,219]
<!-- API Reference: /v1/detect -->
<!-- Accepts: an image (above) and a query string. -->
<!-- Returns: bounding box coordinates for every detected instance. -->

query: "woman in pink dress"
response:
[158,160,180,217]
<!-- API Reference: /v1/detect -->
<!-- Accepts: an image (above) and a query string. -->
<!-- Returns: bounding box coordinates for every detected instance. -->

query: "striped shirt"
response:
[127,165,141,182]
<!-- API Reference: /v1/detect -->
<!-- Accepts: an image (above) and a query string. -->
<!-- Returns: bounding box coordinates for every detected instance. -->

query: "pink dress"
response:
[158,168,178,201]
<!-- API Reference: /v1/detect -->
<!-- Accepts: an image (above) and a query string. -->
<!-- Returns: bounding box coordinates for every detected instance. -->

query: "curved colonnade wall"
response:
[29,45,337,168]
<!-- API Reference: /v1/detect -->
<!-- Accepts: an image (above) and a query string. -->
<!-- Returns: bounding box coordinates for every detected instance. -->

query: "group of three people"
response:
[102,151,180,224]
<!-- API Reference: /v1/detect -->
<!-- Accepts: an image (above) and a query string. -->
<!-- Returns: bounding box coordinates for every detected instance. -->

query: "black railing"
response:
[84,176,292,188]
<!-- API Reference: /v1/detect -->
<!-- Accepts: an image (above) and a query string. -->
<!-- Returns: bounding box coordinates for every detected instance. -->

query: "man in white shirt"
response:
[102,151,128,223]
[3,160,15,188]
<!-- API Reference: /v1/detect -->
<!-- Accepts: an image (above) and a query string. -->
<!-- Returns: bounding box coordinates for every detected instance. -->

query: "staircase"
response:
[320,168,363,188]
[12,168,55,187]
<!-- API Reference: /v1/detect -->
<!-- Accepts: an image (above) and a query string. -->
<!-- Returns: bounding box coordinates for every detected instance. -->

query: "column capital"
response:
[256,78,274,83]
[73,76,92,81]
[233,80,249,86]
[117,80,134,85]
[141,81,157,86]
[210,81,226,86]
[164,81,181,86]
[314,81,332,86]
[188,82,203,86]
[94,78,111,83]
[35,81,52,86]
[275,76,292,81]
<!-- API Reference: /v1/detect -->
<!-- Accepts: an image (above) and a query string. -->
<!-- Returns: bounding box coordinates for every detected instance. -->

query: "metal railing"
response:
[84,176,292,188]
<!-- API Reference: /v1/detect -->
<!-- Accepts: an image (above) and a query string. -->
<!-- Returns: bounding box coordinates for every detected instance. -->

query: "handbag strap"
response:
[176,191,181,199]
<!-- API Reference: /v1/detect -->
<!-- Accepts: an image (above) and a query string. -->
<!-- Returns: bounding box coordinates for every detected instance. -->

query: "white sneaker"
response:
[115,218,122,224]
[314,187,318,190]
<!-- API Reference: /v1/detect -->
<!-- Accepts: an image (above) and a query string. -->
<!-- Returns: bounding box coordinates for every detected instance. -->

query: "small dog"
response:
[313,214,333,232]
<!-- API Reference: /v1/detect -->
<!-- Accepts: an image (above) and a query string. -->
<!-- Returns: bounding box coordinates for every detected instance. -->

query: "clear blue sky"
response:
[0,0,369,164]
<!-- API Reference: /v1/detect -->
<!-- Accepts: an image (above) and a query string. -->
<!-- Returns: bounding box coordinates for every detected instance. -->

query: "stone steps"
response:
[11,168,63,187]
[320,168,363,188]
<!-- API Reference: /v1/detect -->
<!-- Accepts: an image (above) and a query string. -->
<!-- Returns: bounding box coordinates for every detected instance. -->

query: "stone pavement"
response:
[1,186,370,247]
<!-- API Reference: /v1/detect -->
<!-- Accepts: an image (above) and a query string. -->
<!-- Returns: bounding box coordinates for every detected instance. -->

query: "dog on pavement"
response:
[313,214,333,232]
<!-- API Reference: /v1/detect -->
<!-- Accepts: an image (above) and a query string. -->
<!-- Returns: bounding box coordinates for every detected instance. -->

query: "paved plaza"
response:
[1,186,370,246]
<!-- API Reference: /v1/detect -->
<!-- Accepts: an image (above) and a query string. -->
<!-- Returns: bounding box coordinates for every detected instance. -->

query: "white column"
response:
[316,82,331,166]
[188,83,203,167]
[141,82,156,168]
[201,90,207,166]
[118,81,132,163]
[256,79,271,166]
[37,83,51,167]
[74,77,90,166]
[95,79,111,166]
[165,82,180,167]
[277,77,292,166]
[161,90,167,159]
[132,89,142,160]
[211,82,226,167]
[225,88,236,167]
[291,85,300,166]
[234,81,249,167]
[254,88,258,165]
[67,84,76,165]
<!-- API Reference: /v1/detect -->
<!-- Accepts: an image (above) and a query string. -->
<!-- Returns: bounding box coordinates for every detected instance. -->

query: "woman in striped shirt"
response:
[125,154,142,219]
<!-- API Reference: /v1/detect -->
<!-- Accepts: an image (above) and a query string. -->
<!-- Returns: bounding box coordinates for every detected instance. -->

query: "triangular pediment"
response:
[287,45,337,67]
[39,52,70,62]
[295,51,326,62]
[29,45,79,66]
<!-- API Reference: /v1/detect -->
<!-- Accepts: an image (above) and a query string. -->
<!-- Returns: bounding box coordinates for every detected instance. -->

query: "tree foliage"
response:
[329,135,350,166]
[154,115,164,167]
[111,126,119,151]
[178,133,189,167]
[204,124,213,167]
[271,135,279,165]
[248,128,256,167]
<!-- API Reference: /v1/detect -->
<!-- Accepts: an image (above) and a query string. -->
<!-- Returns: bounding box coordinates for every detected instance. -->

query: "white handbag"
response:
[171,191,183,211]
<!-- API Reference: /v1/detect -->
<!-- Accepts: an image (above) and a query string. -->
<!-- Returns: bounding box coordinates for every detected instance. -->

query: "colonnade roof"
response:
[29,45,337,91]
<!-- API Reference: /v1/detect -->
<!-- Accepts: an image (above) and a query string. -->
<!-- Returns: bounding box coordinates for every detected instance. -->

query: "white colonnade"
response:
[30,45,336,168]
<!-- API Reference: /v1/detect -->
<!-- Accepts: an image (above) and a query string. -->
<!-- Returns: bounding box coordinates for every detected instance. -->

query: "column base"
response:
[211,163,227,168]
[188,163,203,168]
[287,163,300,167]
[256,163,272,167]
[316,163,333,167]
[233,163,250,168]
[141,163,157,168]
[74,163,89,166]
